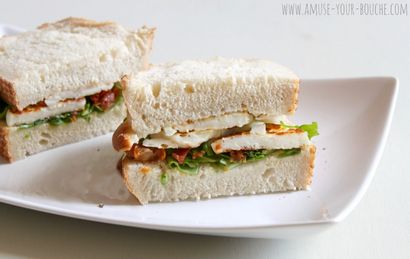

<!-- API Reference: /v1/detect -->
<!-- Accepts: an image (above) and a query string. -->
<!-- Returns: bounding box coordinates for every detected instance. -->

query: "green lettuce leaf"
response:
[167,156,200,175]
[166,140,302,175]
[160,172,169,185]
[18,118,46,129]
[246,149,275,161]
[280,121,319,139]
[275,148,301,158]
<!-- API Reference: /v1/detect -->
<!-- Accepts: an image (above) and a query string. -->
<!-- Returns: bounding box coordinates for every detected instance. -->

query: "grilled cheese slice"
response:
[211,123,309,153]
[6,98,86,126]
[255,114,290,124]
[211,130,310,154]
[171,112,253,134]
[143,129,224,149]
[44,84,114,106]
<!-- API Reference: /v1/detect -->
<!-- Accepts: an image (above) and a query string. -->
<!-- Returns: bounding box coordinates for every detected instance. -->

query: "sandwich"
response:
[0,17,155,162]
[112,58,318,204]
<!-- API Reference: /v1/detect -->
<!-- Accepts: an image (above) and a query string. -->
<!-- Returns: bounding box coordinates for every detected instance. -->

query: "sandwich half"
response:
[113,58,318,204]
[0,17,155,162]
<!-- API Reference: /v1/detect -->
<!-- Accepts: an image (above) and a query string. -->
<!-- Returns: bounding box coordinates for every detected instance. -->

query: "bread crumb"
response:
[321,207,329,219]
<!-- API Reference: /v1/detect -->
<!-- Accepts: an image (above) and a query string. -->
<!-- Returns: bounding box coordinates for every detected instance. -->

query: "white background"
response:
[0,0,409,258]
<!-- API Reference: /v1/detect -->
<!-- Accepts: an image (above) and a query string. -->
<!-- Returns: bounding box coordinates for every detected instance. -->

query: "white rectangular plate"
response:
[0,24,398,239]
[0,76,397,238]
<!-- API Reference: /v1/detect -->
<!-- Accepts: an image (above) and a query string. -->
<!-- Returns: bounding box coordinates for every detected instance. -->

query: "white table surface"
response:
[0,0,409,258]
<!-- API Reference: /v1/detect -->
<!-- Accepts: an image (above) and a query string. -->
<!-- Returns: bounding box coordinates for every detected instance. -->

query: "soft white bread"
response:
[122,58,299,139]
[0,103,125,162]
[0,17,155,110]
[122,145,315,204]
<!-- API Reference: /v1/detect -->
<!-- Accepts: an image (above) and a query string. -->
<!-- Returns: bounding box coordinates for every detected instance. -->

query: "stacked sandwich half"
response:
[113,58,318,204]
[0,18,154,161]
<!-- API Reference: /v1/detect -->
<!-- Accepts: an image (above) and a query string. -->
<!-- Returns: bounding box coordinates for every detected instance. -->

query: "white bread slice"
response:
[0,17,155,110]
[122,145,315,204]
[122,58,299,139]
[0,103,125,162]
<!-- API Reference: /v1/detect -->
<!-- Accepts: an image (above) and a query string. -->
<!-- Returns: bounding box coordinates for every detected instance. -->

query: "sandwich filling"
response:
[115,113,318,175]
[0,82,123,129]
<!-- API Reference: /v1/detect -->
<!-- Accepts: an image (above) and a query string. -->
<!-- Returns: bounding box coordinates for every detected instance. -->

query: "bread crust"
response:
[307,145,316,186]
[0,123,11,162]
[137,27,156,71]
[37,17,117,29]
[112,119,134,152]
[290,79,300,113]
[0,75,17,109]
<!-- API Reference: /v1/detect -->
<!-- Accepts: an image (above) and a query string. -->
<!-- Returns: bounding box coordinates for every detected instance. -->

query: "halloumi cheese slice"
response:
[255,114,290,124]
[171,112,253,133]
[143,129,224,149]
[6,98,86,126]
[44,84,114,106]
[211,125,310,153]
